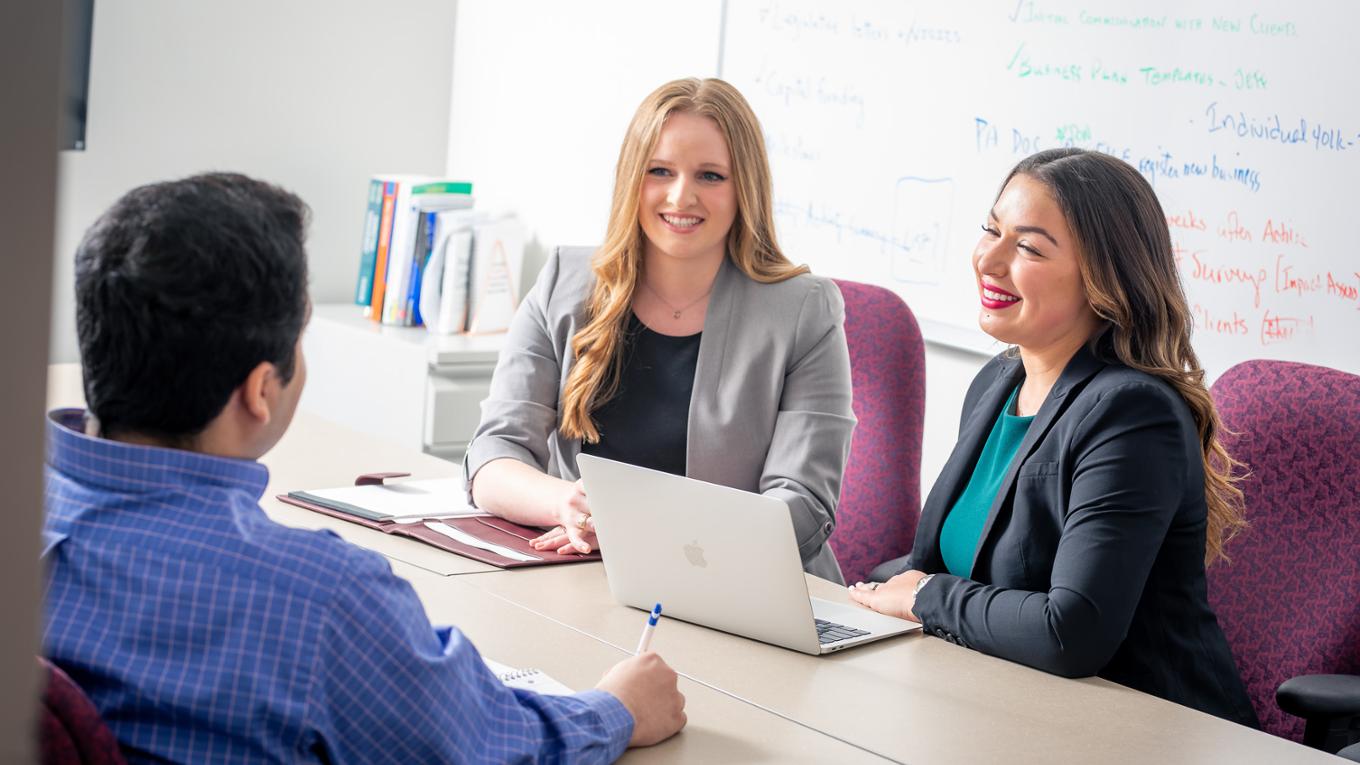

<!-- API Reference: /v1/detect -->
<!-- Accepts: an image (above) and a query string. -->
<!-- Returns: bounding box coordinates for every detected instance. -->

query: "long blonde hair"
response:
[1004,149,1248,565]
[560,77,807,442]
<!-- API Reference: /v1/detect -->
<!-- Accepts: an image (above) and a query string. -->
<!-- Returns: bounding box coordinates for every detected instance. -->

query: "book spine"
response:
[453,229,475,332]
[410,180,474,196]
[354,178,383,306]
[382,183,419,325]
[366,180,398,320]
[408,211,438,326]
[437,229,473,334]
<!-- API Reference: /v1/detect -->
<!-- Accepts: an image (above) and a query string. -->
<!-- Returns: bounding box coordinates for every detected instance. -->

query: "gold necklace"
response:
[641,279,713,320]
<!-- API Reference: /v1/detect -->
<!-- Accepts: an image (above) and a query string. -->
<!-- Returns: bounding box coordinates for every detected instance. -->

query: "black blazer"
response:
[902,342,1258,728]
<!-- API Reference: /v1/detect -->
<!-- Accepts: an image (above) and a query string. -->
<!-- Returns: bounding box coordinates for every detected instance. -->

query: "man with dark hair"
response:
[74,172,311,446]
[43,173,685,763]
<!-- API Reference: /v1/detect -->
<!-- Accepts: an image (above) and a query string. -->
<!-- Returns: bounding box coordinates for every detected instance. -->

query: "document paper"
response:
[295,478,487,522]
[424,521,540,563]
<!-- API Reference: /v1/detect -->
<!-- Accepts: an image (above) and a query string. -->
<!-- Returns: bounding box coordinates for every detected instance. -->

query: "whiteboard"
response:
[720,1,1360,376]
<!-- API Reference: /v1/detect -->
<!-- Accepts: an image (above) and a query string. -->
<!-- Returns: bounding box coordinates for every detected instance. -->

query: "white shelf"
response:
[308,304,505,365]
[301,304,506,461]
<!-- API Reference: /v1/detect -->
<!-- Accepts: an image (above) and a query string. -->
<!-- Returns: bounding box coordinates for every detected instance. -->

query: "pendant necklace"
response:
[642,279,713,319]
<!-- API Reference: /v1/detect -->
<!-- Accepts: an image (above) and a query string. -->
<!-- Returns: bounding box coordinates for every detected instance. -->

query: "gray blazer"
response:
[464,246,856,582]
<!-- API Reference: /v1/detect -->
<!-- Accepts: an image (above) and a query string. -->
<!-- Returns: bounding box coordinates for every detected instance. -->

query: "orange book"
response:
[366,180,398,320]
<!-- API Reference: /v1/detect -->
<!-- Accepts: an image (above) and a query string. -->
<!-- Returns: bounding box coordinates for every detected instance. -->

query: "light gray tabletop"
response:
[390,560,893,763]
[451,561,1336,765]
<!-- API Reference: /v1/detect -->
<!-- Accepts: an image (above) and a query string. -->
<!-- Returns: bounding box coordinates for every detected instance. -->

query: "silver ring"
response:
[869,582,880,590]
[575,513,590,530]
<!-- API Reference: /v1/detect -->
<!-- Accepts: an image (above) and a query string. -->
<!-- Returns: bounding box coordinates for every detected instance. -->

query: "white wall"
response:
[50,0,460,362]
[444,0,724,285]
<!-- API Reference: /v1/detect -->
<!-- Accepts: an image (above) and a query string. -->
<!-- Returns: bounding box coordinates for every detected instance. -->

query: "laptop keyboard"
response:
[815,618,870,645]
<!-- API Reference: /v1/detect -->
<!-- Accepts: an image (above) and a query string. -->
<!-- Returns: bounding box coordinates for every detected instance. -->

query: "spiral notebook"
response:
[483,658,574,695]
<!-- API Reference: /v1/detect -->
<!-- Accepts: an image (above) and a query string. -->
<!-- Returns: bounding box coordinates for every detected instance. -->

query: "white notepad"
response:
[292,478,487,522]
[483,658,575,696]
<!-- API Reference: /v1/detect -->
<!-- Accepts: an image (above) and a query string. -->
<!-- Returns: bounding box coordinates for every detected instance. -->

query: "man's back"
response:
[43,409,634,763]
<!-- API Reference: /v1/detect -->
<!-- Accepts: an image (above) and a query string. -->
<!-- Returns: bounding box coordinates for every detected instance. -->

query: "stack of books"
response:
[354,175,474,327]
[354,175,526,334]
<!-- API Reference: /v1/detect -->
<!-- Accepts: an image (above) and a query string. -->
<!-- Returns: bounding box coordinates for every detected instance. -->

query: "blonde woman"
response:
[464,78,855,582]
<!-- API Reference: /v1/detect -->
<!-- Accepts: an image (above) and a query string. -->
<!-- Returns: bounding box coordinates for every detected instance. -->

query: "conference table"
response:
[387,559,871,763]
[45,366,1340,763]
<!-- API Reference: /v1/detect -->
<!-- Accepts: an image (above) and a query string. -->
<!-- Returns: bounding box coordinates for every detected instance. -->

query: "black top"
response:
[580,314,699,476]
[906,341,1259,728]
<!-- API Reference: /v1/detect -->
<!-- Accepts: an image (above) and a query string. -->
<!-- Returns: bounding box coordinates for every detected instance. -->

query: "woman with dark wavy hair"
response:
[852,148,1257,726]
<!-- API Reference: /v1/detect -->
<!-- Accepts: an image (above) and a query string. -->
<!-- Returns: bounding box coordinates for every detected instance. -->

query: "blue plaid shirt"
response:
[42,410,633,764]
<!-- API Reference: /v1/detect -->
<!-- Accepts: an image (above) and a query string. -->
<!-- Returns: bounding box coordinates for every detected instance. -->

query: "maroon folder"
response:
[277,473,601,569]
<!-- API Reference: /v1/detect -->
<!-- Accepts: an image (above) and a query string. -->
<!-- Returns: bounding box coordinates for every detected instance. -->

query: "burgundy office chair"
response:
[38,658,126,765]
[829,280,926,585]
[1208,360,1360,755]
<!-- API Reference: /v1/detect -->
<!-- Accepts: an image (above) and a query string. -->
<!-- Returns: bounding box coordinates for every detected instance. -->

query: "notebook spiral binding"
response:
[497,667,543,682]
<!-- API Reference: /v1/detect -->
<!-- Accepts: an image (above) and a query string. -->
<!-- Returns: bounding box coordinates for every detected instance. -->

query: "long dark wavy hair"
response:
[1003,148,1247,564]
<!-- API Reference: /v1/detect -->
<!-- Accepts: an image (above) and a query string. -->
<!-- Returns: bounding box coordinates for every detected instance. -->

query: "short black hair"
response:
[75,172,310,441]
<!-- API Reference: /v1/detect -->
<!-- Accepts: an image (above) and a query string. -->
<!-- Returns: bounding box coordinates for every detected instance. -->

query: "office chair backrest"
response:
[1208,360,1360,741]
[830,280,925,584]
[39,657,126,765]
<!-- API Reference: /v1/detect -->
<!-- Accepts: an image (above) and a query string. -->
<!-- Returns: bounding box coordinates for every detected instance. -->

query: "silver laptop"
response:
[577,454,920,655]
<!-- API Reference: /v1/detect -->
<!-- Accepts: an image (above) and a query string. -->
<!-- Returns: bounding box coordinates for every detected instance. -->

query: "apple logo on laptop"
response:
[683,540,707,568]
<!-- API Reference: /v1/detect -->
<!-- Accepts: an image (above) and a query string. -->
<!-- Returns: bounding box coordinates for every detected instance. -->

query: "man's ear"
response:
[238,361,278,425]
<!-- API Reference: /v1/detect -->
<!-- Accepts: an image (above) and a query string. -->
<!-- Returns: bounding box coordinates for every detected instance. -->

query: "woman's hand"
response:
[530,479,597,554]
[847,570,928,623]
[471,461,597,554]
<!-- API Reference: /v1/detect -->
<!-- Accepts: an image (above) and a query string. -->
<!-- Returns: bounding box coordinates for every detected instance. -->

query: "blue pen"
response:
[635,603,663,654]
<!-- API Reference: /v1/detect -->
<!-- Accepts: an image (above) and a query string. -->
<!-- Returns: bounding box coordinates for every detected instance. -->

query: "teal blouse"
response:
[939,386,1034,577]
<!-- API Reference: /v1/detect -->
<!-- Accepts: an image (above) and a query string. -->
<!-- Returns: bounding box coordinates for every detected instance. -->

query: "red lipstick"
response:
[980,282,1021,310]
